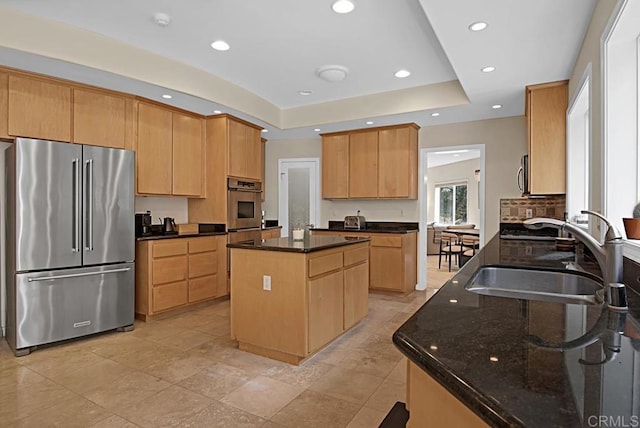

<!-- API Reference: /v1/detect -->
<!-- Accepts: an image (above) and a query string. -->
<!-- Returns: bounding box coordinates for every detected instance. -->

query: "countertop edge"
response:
[228,237,370,253]
[136,232,227,241]
[311,228,418,234]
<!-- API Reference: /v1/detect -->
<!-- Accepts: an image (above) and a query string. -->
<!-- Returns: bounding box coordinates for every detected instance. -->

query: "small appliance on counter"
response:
[162,217,177,235]
[135,211,152,237]
[344,210,366,230]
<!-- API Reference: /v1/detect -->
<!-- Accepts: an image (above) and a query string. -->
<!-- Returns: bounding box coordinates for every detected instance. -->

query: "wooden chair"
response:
[460,235,480,267]
[438,232,463,271]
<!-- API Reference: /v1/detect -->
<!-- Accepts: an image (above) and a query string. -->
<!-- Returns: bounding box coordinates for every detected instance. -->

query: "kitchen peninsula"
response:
[228,235,370,364]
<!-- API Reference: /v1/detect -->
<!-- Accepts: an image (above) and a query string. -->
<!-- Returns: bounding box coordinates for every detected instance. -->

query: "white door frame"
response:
[278,158,320,237]
[418,144,486,290]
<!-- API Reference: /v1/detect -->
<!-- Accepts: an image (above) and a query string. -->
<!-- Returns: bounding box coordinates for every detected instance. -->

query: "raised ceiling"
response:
[0,0,597,139]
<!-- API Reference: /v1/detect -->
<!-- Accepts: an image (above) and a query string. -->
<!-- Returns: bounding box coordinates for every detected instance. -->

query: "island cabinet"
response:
[321,123,418,199]
[135,235,227,321]
[312,230,417,293]
[261,227,282,240]
[526,80,568,195]
[136,102,204,197]
[230,240,369,364]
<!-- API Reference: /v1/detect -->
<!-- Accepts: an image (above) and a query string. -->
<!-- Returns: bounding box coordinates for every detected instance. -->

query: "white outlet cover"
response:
[263,275,271,291]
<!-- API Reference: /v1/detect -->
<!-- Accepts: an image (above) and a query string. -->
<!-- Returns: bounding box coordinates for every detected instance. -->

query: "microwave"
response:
[517,154,530,196]
[227,178,262,230]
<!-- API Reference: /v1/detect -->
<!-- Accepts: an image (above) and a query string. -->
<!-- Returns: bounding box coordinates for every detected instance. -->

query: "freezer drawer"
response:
[11,263,134,353]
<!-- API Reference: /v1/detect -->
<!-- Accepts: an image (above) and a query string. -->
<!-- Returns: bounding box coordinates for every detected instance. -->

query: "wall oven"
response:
[227,177,262,230]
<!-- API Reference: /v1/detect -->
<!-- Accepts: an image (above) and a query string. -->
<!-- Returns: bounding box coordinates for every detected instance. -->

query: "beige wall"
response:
[568,0,618,213]
[264,116,526,237]
[427,158,481,227]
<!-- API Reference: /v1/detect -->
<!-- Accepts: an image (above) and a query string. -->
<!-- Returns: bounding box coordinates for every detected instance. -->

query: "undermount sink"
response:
[465,266,602,305]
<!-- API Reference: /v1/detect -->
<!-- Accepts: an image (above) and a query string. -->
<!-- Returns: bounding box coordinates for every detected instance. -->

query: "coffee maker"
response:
[135,211,152,237]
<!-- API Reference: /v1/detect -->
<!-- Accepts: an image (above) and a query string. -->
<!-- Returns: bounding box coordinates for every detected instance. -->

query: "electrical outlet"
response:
[263,275,271,291]
[525,209,533,219]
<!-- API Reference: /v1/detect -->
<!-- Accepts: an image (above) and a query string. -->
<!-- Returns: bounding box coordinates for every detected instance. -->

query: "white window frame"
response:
[435,181,468,225]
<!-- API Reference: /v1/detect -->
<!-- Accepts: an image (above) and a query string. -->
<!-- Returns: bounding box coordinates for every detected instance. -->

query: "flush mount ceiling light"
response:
[365,121,374,125]
[298,90,313,96]
[153,12,171,27]
[317,65,349,82]
[332,0,355,14]
[314,128,321,132]
[394,69,411,78]
[261,129,268,133]
[161,94,172,99]
[211,40,230,51]
[213,110,222,114]
[431,112,440,117]
[468,21,487,31]
[492,104,502,109]
[481,66,496,73]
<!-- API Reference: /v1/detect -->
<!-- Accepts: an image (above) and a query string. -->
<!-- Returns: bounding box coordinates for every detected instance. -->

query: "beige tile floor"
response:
[0,256,453,428]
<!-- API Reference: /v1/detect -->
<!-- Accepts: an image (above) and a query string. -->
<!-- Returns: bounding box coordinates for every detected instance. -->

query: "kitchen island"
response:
[228,236,371,364]
[394,234,640,427]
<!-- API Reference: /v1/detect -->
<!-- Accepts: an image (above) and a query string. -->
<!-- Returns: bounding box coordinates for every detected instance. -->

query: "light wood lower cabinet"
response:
[135,235,227,320]
[230,241,369,364]
[261,227,282,240]
[406,360,488,427]
[313,231,417,293]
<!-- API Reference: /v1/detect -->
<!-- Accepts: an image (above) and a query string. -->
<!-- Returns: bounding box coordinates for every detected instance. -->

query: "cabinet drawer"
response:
[308,252,343,278]
[370,235,402,248]
[189,275,217,303]
[153,240,188,258]
[153,255,188,285]
[343,246,369,267]
[189,237,217,254]
[153,281,188,312]
[189,252,217,278]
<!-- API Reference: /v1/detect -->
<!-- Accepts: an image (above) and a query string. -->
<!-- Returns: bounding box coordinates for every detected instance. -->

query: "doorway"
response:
[278,158,320,237]
[418,145,486,290]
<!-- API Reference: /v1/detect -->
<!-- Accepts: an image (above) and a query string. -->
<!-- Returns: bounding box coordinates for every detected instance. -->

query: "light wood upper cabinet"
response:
[322,123,419,199]
[172,112,204,196]
[526,81,568,195]
[137,103,173,195]
[0,72,8,139]
[8,75,71,142]
[228,118,262,181]
[73,88,135,150]
[322,134,350,199]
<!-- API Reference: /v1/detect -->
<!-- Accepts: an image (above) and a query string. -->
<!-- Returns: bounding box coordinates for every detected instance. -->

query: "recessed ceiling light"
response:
[161,94,172,99]
[366,121,374,125]
[453,154,460,157]
[213,110,222,114]
[394,69,411,78]
[317,65,349,82]
[153,12,171,27]
[298,90,313,96]
[314,128,321,132]
[332,0,355,14]
[211,40,230,51]
[481,66,495,73]
[468,21,487,32]
[431,112,440,117]
[492,104,502,109]
[261,129,268,133]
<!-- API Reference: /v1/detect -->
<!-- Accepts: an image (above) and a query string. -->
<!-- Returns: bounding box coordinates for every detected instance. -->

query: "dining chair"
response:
[460,235,480,267]
[439,231,463,271]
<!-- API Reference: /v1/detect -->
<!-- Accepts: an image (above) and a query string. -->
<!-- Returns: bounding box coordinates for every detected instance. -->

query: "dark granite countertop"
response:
[227,235,370,253]
[136,231,226,241]
[261,225,282,231]
[312,221,418,234]
[393,234,640,427]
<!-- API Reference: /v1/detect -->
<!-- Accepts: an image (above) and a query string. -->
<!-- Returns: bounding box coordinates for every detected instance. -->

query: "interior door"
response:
[278,158,320,237]
[82,145,134,265]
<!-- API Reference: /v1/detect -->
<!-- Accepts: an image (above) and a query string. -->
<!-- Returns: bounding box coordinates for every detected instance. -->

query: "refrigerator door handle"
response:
[85,159,94,251]
[27,267,132,282]
[72,158,81,253]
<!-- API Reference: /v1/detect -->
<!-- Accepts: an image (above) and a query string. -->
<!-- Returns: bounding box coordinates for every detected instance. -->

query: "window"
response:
[435,182,467,224]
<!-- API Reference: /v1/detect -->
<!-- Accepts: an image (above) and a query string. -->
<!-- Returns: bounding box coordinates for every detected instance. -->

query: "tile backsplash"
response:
[500,196,566,223]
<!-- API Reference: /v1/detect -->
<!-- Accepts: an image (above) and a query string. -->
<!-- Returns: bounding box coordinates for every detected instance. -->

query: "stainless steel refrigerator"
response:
[5,138,135,356]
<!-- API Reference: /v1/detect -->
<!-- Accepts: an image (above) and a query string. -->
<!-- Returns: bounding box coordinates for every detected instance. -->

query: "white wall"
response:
[427,158,481,226]
[135,197,189,225]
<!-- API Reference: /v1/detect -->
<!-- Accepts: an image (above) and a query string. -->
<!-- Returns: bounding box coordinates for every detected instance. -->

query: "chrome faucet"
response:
[524,210,627,310]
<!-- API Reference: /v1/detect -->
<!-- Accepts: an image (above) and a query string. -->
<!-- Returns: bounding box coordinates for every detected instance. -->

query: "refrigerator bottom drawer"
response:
[14,263,134,350]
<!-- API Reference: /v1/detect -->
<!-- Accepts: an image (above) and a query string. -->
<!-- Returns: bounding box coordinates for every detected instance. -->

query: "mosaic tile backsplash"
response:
[500,196,566,223]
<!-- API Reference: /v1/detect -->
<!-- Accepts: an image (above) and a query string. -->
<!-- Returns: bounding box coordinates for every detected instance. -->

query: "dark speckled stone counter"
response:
[227,236,370,253]
[136,231,226,241]
[394,234,640,427]
[312,221,418,234]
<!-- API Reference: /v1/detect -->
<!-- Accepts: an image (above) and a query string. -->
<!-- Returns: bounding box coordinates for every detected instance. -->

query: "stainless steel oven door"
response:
[228,189,262,230]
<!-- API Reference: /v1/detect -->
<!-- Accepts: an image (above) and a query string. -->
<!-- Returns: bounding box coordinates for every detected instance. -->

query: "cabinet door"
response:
[370,246,403,291]
[189,275,217,303]
[378,126,417,198]
[216,236,229,297]
[245,126,262,180]
[137,103,172,195]
[308,271,344,352]
[172,112,203,196]
[0,72,8,139]
[73,89,127,148]
[152,255,188,285]
[322,135,350,198]
[349,131,378,198]
[261,138,266,201]
[344,261,369,329]
[189,252,217,279]
[8,75,71,142]
[153,281,188,312]
[228,119,248,178]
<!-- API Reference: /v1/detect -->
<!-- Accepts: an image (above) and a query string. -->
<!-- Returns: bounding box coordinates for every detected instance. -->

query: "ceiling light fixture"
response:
[492,104,502,109]
[161,94,172,99]
[431,112,440,117]
[314,128,321,132]
[213,110,222,114]
[261,129,268,133]
[366,121,374,125]
[481,66,495,73]
[394,69,411,78]
[211,40,230,51]
[153,12,171,27]
[332,0,355,14]
[298,90,313,96]
[317,65,349,82]
[468,21,487,32]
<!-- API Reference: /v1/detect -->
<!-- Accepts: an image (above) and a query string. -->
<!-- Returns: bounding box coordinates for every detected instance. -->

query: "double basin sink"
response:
[465,266,602,305]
